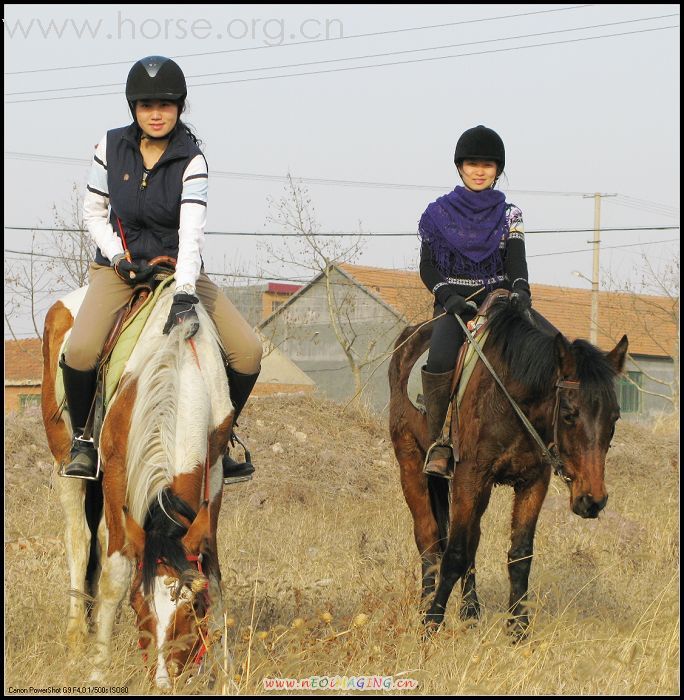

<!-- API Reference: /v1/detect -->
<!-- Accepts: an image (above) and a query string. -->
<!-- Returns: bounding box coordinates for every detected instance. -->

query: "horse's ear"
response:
[123,506,146,560]
[182,501,211,555]
[553,332,576,378]
[606,334,628,373]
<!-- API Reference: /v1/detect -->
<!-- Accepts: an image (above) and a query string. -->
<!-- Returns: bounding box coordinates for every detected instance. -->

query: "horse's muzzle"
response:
[572,493,608,519]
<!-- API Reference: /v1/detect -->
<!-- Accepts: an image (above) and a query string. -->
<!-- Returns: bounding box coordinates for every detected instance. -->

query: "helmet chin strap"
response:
[140,132,171,141]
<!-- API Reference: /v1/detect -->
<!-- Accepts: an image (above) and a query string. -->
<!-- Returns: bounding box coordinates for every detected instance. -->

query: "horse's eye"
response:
[562,412,577,425]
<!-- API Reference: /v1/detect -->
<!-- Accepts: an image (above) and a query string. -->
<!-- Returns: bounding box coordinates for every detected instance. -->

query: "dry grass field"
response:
[4,395,679,695]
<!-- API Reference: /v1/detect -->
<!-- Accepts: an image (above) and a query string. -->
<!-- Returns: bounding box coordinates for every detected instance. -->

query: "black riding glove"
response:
[112,253,154,286]
[510,281,532,313]
[437,288,478,317]
[163,293,200,337]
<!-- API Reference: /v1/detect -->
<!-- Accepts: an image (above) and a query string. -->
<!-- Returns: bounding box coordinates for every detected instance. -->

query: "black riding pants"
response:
[425,305,477,374]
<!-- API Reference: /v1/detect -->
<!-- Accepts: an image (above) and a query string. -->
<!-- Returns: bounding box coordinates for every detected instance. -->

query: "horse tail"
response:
[388,322,433,447]
[427,476,450,553]
[84,479,103,602]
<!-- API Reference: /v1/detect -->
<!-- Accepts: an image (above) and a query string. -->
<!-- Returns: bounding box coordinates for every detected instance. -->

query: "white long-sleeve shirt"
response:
[83,132,208,292]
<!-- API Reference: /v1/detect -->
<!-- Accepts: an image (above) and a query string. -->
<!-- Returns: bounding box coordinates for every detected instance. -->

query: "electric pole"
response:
[582,192,616,345]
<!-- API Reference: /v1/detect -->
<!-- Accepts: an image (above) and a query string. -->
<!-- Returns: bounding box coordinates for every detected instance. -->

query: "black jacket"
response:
[94,123,205,265]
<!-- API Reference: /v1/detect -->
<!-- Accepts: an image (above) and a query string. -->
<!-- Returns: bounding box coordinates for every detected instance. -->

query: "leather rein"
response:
[451,312,579,483]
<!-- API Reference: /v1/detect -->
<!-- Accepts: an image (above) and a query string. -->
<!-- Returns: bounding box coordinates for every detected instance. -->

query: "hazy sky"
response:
[4,4,680,338]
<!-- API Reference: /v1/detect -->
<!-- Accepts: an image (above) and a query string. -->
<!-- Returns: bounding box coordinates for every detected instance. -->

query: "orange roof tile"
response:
[338,263,434,325]
[339,264,678,358]
[4,338,43,384]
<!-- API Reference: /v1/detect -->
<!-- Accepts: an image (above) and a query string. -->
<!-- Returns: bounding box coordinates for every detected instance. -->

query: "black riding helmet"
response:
[125,55,187,118]
[454,125,505,174]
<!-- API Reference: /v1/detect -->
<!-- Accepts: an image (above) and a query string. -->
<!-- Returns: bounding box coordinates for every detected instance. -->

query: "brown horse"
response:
[389,292,628,636]
[42,281,233,687]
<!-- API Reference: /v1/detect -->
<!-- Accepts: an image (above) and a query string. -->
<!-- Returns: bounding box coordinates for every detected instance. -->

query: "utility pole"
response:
[582,192,616,346]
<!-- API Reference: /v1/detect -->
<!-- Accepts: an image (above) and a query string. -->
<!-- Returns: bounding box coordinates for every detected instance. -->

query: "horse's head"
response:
[125,501,213,688]
[552,333,629,518]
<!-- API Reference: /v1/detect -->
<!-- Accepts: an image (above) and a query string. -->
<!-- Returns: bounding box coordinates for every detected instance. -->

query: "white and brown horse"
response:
[42,283,233,687]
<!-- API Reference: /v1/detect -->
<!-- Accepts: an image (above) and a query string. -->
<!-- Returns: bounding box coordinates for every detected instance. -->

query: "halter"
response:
[136,552,210,666]
[547,379,581,484]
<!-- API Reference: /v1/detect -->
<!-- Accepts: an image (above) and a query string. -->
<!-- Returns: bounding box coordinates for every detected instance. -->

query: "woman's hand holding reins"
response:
[437,288,478,317]
[112,253,155,286]
[163,293,200,338]
[510,281,532,313]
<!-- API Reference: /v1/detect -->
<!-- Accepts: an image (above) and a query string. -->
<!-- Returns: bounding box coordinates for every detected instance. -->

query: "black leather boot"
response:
[421,367,455,479]
[60,358,99,480]
[223,365,260,485]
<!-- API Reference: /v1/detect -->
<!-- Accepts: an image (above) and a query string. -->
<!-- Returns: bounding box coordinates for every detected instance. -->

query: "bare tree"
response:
[50,182,95,289]
[4,183,95,340]
[261,173,398,400]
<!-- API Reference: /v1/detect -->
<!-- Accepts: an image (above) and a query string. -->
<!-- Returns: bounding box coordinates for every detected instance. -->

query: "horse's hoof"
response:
[507,617,530,642]
[89,668,105,684]
[459,601,481,622]
[421,612,443,641]
[66,623,88,652]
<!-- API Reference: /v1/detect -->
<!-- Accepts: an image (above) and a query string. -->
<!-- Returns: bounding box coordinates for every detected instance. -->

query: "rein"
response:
[451,312,576,483]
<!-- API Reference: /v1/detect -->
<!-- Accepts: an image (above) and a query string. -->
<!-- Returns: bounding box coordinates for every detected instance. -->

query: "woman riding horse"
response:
[418,125,531,478]
[61,55,262,484]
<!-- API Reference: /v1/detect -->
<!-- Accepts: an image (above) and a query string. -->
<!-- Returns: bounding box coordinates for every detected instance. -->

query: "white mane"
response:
[120,291,226,524]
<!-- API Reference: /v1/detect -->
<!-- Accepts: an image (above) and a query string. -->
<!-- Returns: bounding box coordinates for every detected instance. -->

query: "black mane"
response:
[485,300,620,397]
[141,488,201,596]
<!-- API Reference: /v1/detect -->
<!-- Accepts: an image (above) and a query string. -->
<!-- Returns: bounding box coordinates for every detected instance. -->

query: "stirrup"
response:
[59,437,102,482]
[423,441,454,480]
[223,433,254,485]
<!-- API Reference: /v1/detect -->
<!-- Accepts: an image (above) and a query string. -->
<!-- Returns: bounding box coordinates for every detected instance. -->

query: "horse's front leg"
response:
[507,472,550,639]
[55,470,90,650]
[424,463,486,635]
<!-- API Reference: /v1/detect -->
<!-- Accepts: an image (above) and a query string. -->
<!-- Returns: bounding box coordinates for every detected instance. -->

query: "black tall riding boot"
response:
[222,365,260,485]
[60,358,99,480]
[421,367,455,479]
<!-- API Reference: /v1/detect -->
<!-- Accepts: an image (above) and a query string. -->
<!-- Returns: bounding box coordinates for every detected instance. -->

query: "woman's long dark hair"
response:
[177,101,202,147]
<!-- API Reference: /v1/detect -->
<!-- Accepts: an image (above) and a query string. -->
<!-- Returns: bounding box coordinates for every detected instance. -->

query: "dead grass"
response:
[4,397,679,695]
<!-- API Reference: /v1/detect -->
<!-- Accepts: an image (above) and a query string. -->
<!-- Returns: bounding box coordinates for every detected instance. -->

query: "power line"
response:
[7,14,676,97]
[5,152,680,206]
[5,24,678,104]
[0,151,590,194]
[2,6,596,75]
[5,238,678,269]
[4,226,680,236]
[607,196,680,219]
[527,238,679,257]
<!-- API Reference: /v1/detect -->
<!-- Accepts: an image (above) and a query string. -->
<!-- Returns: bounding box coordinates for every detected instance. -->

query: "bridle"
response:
[451,310,581,484]
[547,379,581,484]
[135,552,210,666]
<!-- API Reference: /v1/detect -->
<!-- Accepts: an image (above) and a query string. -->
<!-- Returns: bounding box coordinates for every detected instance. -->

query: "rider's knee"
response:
[63,343,99,372]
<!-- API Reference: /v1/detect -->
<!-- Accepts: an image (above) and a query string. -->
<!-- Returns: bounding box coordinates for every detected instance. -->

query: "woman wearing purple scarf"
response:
[418,125,532,479]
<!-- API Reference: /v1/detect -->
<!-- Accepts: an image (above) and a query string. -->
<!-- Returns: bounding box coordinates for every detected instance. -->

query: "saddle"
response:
[56,258,178,450]
[448,288,510,460]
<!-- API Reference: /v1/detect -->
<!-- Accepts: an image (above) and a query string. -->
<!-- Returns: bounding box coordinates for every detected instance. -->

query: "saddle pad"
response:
[456,324,490,408]
[104,275,176,406]
[405,318,490,412]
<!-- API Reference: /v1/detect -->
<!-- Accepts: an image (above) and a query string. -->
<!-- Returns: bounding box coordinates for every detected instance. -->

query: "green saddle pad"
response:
[104,275,176,406]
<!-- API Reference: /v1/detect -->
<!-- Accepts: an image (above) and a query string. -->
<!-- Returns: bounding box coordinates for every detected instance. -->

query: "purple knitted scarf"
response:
[418,185,508,287]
